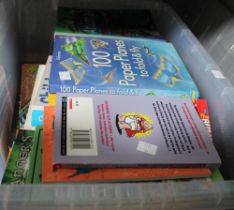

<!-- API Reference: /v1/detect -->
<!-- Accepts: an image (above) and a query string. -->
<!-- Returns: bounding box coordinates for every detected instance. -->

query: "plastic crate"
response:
[0,1,234,209]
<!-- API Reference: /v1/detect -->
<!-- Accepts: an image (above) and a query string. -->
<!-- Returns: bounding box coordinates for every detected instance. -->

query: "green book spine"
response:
[33,126,43,183]
[27,126,43,183]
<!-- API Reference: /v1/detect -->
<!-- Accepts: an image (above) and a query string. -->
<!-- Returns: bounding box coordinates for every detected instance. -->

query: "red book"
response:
[42,106,211,183]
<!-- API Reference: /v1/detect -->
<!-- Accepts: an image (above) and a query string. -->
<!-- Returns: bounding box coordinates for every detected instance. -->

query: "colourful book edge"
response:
[194,99,223,181]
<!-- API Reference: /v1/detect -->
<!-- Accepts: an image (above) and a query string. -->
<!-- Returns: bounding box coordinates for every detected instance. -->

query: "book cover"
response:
[42,106,211,183]
[50,34,199,100]
[54,94,221,167]
[2,130,35,184]
[23,58,51,130]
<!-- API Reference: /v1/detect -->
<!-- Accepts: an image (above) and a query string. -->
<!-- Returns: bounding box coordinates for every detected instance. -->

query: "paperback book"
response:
[53,93,221,168]
[42,106,211,183]
[50,34,199,100]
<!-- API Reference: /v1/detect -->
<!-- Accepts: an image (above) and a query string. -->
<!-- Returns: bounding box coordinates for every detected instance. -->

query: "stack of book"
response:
[2,9,223,184]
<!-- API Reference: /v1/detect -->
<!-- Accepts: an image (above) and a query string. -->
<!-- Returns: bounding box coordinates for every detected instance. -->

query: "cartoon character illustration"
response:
[116,113,153,138]
[90,39,109,49]
[61,38,90,64]
[153,56,182,86]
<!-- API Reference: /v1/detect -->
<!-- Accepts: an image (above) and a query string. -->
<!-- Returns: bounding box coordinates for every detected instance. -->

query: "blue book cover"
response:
[50,34,199,100]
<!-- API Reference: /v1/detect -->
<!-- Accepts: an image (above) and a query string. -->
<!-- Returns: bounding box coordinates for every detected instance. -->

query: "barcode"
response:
[70,129,92,149]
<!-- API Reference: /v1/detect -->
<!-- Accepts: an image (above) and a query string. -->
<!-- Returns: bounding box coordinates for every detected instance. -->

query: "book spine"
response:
[61,97,67,156]
[26,127,43,184]
[51,85,199,100]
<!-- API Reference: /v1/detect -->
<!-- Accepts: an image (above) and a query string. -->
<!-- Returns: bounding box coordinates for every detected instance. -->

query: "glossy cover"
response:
[42,106,211,183]
[50,34,199,100]
[54,94,221,167]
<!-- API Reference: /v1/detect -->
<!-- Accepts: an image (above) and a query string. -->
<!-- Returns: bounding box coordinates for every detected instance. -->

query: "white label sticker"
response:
[66,97,98,156]
[59,71,71,81]
[211,70,225,79]
[137,141,157,156]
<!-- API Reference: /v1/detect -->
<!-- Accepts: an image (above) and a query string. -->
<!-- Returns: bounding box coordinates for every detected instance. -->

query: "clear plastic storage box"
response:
[1,0,234,209]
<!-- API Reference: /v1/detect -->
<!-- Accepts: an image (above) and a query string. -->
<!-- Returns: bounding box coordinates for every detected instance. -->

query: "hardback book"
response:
[53,93,221,168]
[42,106,211,183]
[49,34,199,100]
